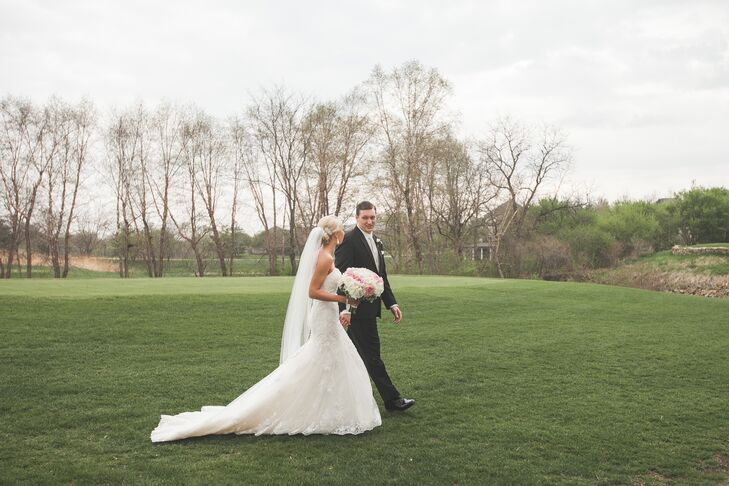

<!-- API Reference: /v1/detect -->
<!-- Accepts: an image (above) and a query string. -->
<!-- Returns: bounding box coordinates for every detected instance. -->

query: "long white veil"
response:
[279,227,324,364]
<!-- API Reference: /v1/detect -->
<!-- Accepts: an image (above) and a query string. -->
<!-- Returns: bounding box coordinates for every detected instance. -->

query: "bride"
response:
[151,216,382,442]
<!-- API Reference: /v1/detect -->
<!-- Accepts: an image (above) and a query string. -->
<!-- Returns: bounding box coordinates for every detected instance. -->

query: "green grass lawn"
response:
[2,276,729,485]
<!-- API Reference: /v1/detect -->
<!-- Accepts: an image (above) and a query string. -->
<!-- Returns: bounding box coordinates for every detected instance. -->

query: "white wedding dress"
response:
[150,267,382,442]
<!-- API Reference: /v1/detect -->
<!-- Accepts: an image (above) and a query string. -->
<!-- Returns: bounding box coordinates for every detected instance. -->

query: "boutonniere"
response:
[375,237,385,255]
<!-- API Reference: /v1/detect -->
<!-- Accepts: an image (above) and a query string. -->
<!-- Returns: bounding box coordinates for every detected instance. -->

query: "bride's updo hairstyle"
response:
[318,215,344,244]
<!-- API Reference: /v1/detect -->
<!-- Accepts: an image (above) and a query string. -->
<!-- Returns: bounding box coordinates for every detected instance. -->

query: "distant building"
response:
[462,201,520,261]
[464,240,494,261]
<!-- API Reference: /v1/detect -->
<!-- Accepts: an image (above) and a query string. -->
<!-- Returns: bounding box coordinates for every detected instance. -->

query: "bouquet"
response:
[338,267,384,314]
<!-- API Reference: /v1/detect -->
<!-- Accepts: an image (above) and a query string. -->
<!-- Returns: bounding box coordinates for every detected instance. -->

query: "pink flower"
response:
[338,267,384,305]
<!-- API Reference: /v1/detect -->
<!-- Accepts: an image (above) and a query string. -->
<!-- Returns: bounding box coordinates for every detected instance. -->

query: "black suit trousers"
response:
[347,315,400,404]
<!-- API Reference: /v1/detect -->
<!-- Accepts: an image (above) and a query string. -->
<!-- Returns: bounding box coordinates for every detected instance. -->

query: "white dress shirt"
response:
[363,232,380,272]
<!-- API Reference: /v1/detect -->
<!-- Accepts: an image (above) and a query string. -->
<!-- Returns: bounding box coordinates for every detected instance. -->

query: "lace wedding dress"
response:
[150,267,381,442]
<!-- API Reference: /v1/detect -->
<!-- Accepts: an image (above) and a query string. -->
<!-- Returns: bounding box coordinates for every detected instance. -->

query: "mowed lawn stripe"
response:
[0,275,507,299]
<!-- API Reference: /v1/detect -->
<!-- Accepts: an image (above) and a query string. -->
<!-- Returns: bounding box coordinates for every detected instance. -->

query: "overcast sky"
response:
[2,0,728,206]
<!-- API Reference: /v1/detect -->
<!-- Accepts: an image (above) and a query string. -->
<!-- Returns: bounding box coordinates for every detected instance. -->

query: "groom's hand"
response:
[339,312,351,329]
[390,305,403,324]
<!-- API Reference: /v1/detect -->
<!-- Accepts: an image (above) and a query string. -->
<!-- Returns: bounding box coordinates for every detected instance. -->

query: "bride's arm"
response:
[308,252,351,304]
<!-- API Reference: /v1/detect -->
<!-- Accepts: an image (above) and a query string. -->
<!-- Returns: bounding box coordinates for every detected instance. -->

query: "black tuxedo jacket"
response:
[335,226,397,319]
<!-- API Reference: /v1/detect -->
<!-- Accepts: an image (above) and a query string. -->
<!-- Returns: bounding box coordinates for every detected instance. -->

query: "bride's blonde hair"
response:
[318,215,344,244]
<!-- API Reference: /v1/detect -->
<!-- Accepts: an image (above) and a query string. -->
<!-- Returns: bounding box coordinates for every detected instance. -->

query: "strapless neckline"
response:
[322,268,341,292]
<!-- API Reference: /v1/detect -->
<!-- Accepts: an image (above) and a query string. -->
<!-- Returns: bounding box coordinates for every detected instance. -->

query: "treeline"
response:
[2,60,724,279]
[490,186,729,279]
[1,60,575,278]
[0,97,93,278]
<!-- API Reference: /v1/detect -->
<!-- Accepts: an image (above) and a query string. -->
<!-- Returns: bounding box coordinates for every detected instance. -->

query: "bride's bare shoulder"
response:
[315,250,335,273]
[316,249,334,265]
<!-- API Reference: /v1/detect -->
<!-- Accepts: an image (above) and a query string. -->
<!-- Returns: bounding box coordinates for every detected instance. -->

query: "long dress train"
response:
[150,268,381,442]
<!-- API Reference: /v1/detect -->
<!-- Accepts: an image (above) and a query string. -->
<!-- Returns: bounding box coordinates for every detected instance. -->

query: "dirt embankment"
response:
[1,254,118,273]
[584,246,729,298]
[588,264,729,298]
[68,256,117,272]
[671,245,729,256]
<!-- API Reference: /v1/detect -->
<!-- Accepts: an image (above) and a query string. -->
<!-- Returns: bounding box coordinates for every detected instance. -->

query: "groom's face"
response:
[356,208,376,234]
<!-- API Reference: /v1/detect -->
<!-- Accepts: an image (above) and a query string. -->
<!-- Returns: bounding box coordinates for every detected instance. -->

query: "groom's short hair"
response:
[356,201,376,215]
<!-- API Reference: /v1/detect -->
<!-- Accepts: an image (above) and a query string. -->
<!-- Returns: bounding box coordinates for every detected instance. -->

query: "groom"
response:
[336,201,415,412]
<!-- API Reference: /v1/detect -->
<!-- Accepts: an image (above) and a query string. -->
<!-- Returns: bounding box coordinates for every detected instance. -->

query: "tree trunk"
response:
[209,219,227,276]
[51,243,61,278]
[156,222,167,277]
[141,218,156,277]
[62,231,71,278]
[155,179,170,277]
[23,219,33,278]
[404,198,424,273]
[4,218,18,278]
[268,250,276,275]
[288,205,298,275]
[119,219,130,279]
[4,245,13,278]
[15,246,22,274]
[5,248,13,277]
[228,216,236,277]
[493,238,505,278]
[194,248,206,277]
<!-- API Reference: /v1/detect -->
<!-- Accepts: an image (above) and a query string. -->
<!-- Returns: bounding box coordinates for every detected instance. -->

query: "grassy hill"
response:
[588,244,729,298]
[2,276,729,484]
[641,249,729,276]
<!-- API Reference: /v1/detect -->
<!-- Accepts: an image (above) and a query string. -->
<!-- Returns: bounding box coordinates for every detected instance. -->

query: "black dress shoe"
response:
[385,397,415,411]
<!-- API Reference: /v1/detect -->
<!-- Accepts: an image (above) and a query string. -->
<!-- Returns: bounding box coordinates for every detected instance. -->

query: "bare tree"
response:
[0,96,48,278]
[23,101,52,278]
[227,118,246,276]
[479,117,572,277]
[105,109,140,278]
[419,130,444,271]
[188,110,229,276]
[0,97,25,278]
[123,105,160,277]
[62,101,94,276]
[301,89,373,228]
[43,100,72,278]
[247,87,310,274]
[168,118,209,277]
[429,135,494,258]
[332,90,373,216]
[367,61,452,273]
[300,102,337,230]
[141,102,188,277]
[232,116,280,275]
[44,98,95,278]
[0,216,10,275]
